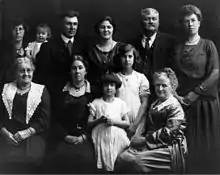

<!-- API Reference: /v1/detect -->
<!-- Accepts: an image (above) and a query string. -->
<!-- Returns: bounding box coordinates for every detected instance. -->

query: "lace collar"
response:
[2,82,44,124]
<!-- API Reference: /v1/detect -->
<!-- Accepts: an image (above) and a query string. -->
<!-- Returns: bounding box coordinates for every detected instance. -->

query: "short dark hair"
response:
[59,10,79,20]
[179,4,202,23]
[101,73,122,89]
[115,43,140,72]
[11,18,28,32]
[94,16,116,34]
[70,55,89,71]
[36,23,52,39]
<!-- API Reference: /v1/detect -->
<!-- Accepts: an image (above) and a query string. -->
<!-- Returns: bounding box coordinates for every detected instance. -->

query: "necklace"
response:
[73,83,85,92]
[17,84,31,95]
[68,82,86,97]
[185,35,200,45]
[96,41,116,53]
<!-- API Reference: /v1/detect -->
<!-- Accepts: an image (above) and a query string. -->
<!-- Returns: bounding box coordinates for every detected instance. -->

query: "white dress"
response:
[116,70,150,124]
[25,40,47,61]
[89,97,130,171]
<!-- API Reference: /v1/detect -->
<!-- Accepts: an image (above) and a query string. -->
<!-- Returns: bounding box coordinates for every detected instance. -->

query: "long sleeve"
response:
[0,87,7,129]
[194,40,219,96]
[33,42,51,85]
[145,99,186,150]
[29,87,51,134]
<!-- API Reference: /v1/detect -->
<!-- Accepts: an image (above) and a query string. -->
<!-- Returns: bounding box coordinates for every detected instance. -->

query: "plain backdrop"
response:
[0,0,220,51]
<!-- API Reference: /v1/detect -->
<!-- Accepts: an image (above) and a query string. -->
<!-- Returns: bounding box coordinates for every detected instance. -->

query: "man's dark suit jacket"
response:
[130,32,175,81]
[129,32,175,102]
[33,35,86,120]
[33,36,85,96]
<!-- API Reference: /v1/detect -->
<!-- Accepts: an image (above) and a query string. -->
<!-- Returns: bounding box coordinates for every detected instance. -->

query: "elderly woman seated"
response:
[0,57,50,173]
[115,68,187,174]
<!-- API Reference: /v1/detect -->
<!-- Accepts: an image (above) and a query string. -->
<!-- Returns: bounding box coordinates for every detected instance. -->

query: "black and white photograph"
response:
[0,0,220,174]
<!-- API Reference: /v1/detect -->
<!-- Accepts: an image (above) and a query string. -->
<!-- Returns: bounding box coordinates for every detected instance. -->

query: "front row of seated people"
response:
[0,52,186,174]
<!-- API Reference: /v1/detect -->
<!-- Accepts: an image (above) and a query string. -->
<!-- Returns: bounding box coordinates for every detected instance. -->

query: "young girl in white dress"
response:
[116,44,150,137]
[88,73,130,172]
[25,23,51,62]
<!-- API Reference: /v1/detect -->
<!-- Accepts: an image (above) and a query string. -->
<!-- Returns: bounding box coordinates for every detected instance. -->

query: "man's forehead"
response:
[63,16,78,22]
[141,8,159,17]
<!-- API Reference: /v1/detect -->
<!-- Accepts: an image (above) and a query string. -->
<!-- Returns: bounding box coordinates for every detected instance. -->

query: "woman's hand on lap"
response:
[130,135,146,148]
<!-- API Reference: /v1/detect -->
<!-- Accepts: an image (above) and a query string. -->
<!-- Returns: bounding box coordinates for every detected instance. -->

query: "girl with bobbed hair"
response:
[172,4,220,173]
[88,73,130,172]
[87,15,124,86]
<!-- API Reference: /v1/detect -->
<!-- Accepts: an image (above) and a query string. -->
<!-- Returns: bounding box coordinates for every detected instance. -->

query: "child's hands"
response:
[100,116,108,122]
[100,116,115,126]
[106,118,114,126]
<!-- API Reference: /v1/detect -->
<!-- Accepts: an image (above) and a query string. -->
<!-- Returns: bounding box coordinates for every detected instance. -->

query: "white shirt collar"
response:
[142,32,157,48]
[61,34,74,44]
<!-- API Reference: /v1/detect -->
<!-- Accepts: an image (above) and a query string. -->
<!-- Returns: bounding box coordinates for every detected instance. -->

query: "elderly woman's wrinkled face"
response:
[17,62,34,86]
[154,73,173,101]
[12,25,25,42]
[182,13,200,36]
[98,20,114,40]
[70,60,87,83]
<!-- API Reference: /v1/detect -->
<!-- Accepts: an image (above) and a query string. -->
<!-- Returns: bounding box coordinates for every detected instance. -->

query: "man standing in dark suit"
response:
[131,8,175,101]
[33,10,84,115]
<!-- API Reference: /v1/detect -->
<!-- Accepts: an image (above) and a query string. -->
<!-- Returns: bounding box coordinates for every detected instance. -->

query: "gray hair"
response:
[14,57,35,72]
[141,8,159,18]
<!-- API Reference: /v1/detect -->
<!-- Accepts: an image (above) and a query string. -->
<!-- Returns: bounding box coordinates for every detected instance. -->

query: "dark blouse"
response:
[173,38,219,98]
[0,87,50,135]
[54,86,97,140]
[87,42,123,85]
[0,40,28,84]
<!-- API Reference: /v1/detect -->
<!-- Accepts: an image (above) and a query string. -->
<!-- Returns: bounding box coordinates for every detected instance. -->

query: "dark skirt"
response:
[43,139,97,174]
[0,135,45,173]
[185,97,220,173]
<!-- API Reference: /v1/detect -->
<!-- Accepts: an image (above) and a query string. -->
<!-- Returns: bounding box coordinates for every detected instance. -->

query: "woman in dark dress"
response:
[0,57,50,174]
[173,5,220,173]
[0,19,29,84]
[87,16,123,85]
[44,55,97,174]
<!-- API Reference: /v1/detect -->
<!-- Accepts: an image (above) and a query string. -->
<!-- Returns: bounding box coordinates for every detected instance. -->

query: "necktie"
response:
[67,40,72,55]
[145,37,150,51]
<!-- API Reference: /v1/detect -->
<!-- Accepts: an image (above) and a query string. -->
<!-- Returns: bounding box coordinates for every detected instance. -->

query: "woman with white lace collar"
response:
[45,55,97,174]
[0,57,50,173]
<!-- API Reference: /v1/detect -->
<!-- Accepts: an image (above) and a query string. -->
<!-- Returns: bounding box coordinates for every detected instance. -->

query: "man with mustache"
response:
[130,8,175,102]
[33,10,85,120]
